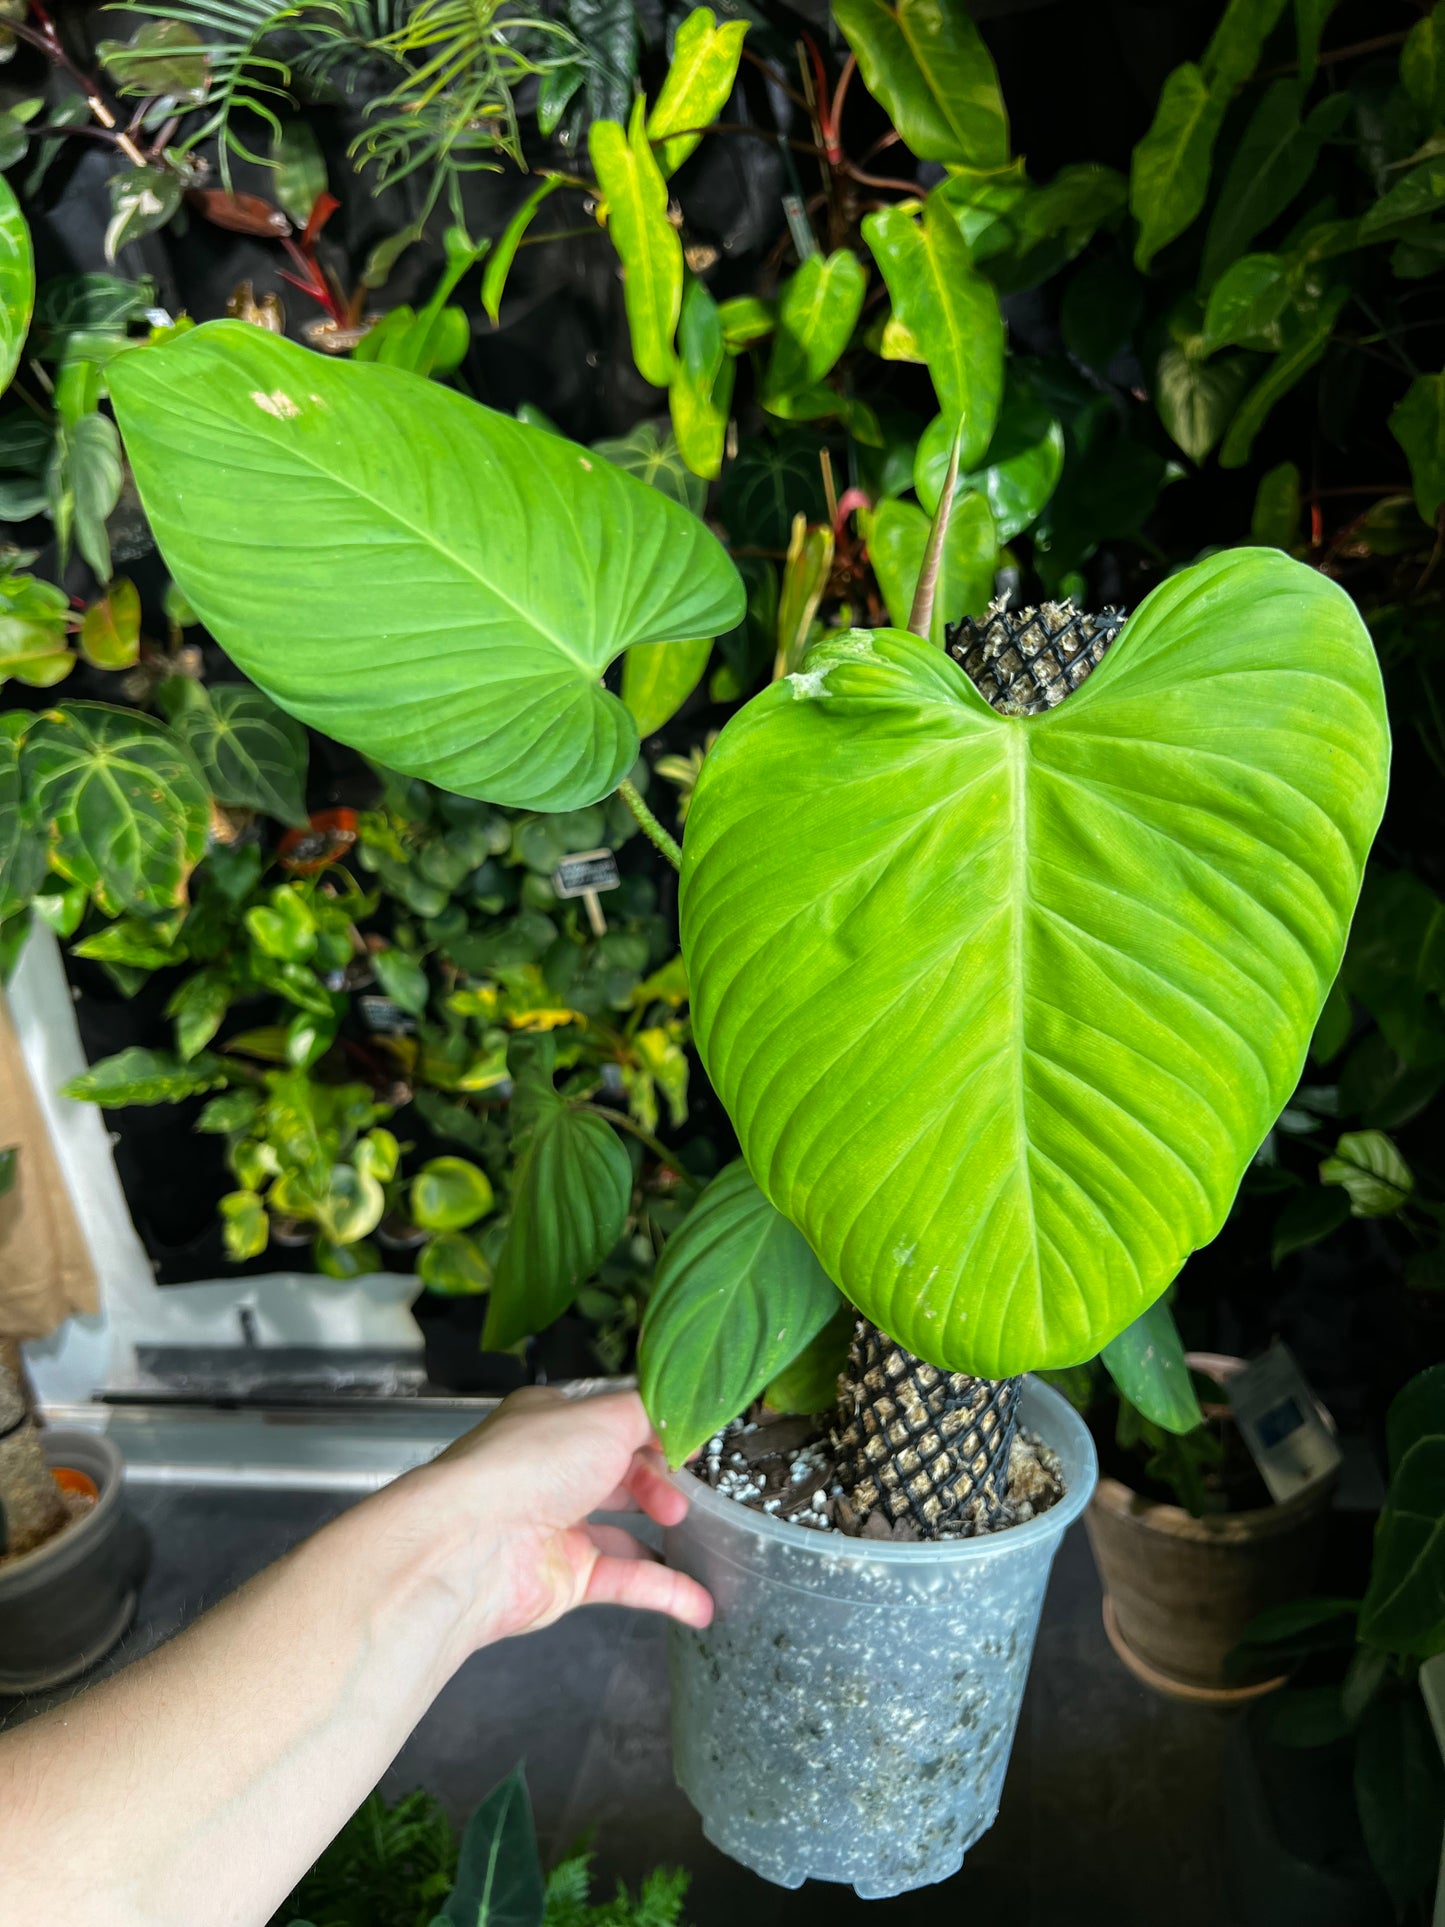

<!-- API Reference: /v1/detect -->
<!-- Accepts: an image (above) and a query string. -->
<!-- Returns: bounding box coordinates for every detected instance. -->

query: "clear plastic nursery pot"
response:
[664,1377,1097,1898]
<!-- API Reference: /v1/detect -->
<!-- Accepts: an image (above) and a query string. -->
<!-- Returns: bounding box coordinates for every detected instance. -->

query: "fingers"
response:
[598,1449,690,1528]
[582,1540,714,1628]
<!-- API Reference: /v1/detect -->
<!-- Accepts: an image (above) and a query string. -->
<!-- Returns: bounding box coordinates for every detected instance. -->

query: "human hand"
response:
[402,1387,713,1661]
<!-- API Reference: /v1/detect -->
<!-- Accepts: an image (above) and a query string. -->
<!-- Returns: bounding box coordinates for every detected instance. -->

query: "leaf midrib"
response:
[1007,722,1043,1322]
[140,361,599,677]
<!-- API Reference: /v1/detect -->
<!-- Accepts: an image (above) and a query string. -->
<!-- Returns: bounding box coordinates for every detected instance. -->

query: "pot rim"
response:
[1090,1350,1339,1536]
[0,1430,124,1583]
[668,1375,1097,1563]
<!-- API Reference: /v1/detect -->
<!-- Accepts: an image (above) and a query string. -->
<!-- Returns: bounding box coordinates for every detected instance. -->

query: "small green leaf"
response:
[1402,2,1445,122]
[412,1156,495,1232]
[1154,343,1253,463]
[246,886,317,964]
[591,98,682,387]
[1359,1434,1445,1657]
[48,410,122,581]
[1201,0,1290,92]
[1271,1185,1350,1264]
[484,1041,632,1348]
[1294,0,1340,86]
[762,250,867,409]
[63,1044,227,1107]
[373,946,429,1016]
[646,8,748,177]
[171,682,310,826]
[98,19,210,104]
[833,0,1008,168]
[418,1229,492,1296]
[481,175,562,325]
[720,430,827,548]
[592,419,706,513]
[166,966,233,1059]
[668,274,733,480]
[221,1189,269,1261]
[315,1234,380,1279]
[639,1160,843,1465]
[0,171,34,397]
[70,916,183,968]
[79,577,141,670]
[1130,64,1227,271]
[271,119,326,227]
[440,1765,544,1927]
[914,384,1063,542]
[0,571,71,688]
[717,295,775,352]
[865,491,996,643]
[22,703,209,917]
[196,1087,261,1134]
[623,634,712,737]
[1219,288,1348,468]
[1390,372,1445,525]
[863,195,1004,466]
[1354,1693,1445,1912]
[764,1303,854,1414]
[1387,1364,1445,1474]
[105,164,182,261]
[1251,460,1301,547]
[1100,1299,1204,1435]
[1199,83,1350,286]
[1203,254,1291,356]
[0,725,44,921]
[1319,1129,1413,1217]
[318,1163,385,1245]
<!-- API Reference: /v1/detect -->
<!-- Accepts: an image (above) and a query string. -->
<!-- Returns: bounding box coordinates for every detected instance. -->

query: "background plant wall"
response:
[0,0,1440,1412]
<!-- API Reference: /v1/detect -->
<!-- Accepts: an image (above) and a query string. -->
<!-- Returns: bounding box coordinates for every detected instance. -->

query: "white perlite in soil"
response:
[667,1399,1078,1896]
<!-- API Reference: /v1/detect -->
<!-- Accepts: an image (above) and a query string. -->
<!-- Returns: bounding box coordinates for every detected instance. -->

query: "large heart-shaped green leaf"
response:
[21,703,210,918]
[0,173,33,398]
[639,1159,843,1464]
[108,322,742,811]
[679,549,1389,1375]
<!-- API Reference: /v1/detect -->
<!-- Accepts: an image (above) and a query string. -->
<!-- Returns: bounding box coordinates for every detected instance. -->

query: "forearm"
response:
[0,1465,471,1927]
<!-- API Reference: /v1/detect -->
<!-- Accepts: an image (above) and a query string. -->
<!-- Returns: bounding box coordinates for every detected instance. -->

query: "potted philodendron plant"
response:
[103,322,1389,1895]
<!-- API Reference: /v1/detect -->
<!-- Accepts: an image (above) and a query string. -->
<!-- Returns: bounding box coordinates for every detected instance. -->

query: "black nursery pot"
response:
[410,1291,528,1396]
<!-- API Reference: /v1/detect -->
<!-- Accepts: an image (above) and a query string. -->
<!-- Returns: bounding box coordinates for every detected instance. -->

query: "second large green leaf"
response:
[109,322,743,811]
[679,549,1389,1375]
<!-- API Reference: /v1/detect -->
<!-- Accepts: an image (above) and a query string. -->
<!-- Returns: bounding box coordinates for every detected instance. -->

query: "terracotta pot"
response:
[1085,1353,1335,1699]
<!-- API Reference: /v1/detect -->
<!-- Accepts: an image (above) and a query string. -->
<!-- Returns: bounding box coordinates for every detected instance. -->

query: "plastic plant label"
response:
[552,848,621,897]
[358,995,415,1036]
[1227,1341,1342,1504]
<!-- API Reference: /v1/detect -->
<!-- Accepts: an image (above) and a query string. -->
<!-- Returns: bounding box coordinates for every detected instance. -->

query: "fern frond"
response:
[102,0,344,180]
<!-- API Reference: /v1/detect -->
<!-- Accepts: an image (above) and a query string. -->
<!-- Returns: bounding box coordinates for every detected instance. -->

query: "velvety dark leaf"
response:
[1360,1435,1445,1656]
[170,682,309,826]
[21,703,209,917]
[1354,1693,1445,1911]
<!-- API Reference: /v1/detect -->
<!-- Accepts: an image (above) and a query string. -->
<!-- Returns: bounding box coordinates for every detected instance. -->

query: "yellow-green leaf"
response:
[591,98,683,387]
[862,194,1003,466]
[623,634,712,737]
[646,8,748,177]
